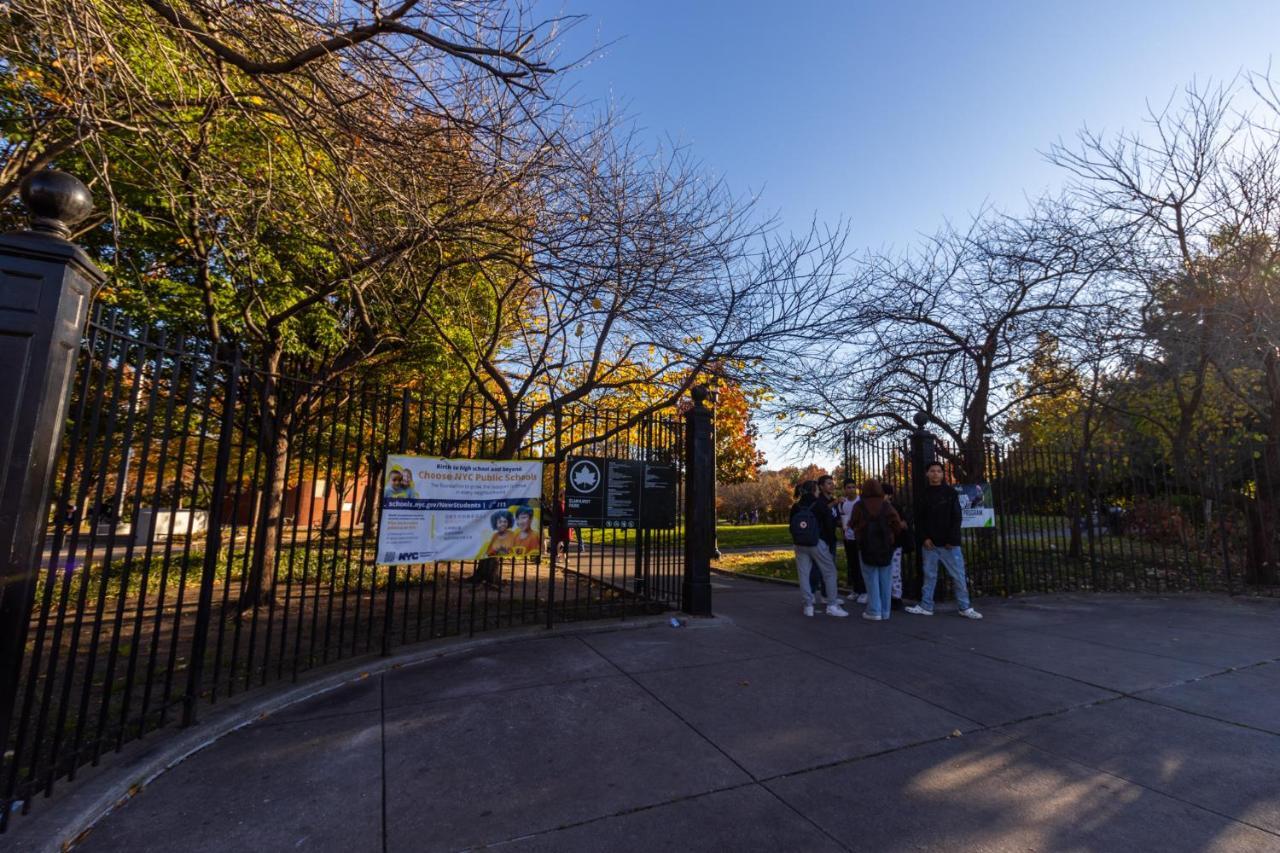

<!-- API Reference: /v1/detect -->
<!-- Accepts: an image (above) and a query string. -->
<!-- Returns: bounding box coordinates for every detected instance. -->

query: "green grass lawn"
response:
[715,523,792,549]
[714,545,854,582]
[577,523,793,550]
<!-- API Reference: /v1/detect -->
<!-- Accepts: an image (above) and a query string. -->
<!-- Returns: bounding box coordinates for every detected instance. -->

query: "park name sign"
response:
[958,483,995,528]
[375,455,543,564]
[564,456,678,529]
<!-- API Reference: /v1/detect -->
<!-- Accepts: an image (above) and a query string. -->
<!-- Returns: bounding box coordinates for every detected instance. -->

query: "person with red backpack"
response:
[789,480,848,618]
[850,479,906,621]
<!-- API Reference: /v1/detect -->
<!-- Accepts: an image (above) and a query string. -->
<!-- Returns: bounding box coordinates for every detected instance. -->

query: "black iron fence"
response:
[1,306,686,826]
[844,428,1280,599]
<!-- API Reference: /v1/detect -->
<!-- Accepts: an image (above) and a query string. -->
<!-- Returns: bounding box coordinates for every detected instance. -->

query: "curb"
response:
[8,615,677,853]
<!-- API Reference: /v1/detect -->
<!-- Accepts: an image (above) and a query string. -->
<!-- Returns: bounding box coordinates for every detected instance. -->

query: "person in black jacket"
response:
[812,475,844,606]
[905,462,983,619]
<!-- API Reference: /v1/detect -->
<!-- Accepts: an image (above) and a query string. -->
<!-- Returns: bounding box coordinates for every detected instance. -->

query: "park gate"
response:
[0,172,714,828]
[844,420,1280,598]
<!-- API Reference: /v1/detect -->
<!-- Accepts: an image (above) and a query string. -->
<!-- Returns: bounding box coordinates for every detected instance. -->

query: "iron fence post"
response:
[842,429,851,483]
[682,386,714,615]
[382,389,411,655]
[0,173,103,777]
[547,403,562,629]
[183,348,241,726]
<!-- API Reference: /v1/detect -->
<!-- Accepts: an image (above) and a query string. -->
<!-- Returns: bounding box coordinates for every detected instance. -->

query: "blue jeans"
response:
[859,558,893,619]
[921,545,972,612]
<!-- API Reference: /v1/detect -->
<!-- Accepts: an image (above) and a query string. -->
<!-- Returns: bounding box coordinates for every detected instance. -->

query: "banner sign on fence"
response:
[958,483,995,528]
[376,455,544,564]
[564,456,678,529]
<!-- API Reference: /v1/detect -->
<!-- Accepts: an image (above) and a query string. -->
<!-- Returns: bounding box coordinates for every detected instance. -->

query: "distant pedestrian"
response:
[906,462,983,619]
[789,481,848,618]
[835,478,867,604]
[554,499,583,555]
[850,479,906,621]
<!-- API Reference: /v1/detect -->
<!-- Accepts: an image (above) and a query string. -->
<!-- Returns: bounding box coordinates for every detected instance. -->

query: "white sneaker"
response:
[833,597,845,605]
[826,604,850,618]
[959,608,984,620]
[856,594,868,605]
[803,604,814,617]
[905,605,933,616]
[861,611,880,621]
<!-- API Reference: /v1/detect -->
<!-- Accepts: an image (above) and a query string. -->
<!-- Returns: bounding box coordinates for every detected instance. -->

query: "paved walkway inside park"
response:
[64,576,1280,852]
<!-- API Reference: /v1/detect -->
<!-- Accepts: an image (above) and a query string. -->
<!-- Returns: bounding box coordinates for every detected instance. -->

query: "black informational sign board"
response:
[564,456,678,529]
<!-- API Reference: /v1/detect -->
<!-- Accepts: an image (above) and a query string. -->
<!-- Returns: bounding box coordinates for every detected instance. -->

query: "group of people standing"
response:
[788,464,983,621]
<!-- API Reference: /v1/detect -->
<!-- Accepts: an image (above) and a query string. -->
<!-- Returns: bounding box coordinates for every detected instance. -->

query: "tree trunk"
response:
[1243,497,1278,585]
[961,363,993,482]
[360,453,381,533]
[1068,450,1085,561]
[240,361,289,611]
[960,410,988,483]
[1245,349,1280,585]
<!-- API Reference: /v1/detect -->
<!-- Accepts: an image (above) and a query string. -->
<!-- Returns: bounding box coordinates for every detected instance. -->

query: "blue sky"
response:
[540,0,1280,465]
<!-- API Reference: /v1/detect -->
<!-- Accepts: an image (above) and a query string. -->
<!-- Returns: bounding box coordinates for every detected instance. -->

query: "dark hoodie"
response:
[851,480,905,540]
[916,482,962,547]
[813,492,838,547]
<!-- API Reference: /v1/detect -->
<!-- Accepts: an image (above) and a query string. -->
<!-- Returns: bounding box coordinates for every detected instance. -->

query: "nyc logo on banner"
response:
[376,455,544,564]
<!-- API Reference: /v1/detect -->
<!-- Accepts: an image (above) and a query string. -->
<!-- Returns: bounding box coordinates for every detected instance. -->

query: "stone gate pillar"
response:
[0,171,103,758]
[682,386,715,615]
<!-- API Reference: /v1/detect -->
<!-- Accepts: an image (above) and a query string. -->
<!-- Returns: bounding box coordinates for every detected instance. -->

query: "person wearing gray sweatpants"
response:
[795,543,843,617]
[790,481,848,618]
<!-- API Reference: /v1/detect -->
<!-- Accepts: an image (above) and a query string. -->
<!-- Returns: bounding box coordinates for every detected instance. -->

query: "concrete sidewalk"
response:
[59,576,1280,852]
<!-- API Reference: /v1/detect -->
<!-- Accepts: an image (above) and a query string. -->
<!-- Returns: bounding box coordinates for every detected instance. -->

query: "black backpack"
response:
[790,504,821,547]
[858,504,895,566]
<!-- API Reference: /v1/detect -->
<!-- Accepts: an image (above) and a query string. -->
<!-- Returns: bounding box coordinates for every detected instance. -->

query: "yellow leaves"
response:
[591,297,602,310]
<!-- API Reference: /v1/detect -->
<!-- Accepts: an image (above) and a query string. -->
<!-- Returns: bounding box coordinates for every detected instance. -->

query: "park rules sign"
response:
[564,456,678,529]
[375,455,544,564]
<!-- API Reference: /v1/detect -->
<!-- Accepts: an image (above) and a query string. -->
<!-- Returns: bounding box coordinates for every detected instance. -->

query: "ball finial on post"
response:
[913,410,930,430]
[19,170,94,239]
